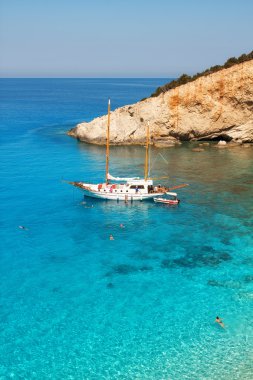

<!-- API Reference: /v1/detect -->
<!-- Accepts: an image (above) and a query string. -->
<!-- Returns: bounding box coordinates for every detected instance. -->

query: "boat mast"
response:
[105,98,110,184]
[144,123,150,180]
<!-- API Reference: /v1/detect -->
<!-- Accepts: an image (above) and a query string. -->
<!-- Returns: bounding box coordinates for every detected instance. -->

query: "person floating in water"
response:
[120,223,125,228]
[215,316,225,328]
[19,225,28,230]
[80,201,93,208]
[109,234,114,240]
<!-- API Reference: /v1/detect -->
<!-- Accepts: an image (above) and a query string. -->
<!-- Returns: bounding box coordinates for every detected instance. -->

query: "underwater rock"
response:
[178,252,231,268]
[173,256,196,268]
[208,279,241,289]
[218,252,232,261]
[244,179,253,184]
[161,259,177,269]
[192,148,204,152]
[220,238,231,246]
[107,263,153,276]
[139,265,153,272]
[106,282,114,288]
[231,185,248,194]
[52,287,61,293]
[218,140,227,146]
[202,245,216,253]
[113,264,138,275]
[208,280,225,287]
[44,255,69,264]
[161,248,232,270]
[242,257,253,266]
[244,275,253,283]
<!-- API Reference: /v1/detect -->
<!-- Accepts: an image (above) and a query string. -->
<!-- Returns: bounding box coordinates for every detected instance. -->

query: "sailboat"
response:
[67,99,182,201]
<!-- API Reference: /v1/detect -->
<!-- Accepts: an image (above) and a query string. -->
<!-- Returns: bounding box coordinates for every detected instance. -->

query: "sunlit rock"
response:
[68,60,253,145]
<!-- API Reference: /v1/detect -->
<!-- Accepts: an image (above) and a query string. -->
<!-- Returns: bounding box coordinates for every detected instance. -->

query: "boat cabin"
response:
[96,179,154,194]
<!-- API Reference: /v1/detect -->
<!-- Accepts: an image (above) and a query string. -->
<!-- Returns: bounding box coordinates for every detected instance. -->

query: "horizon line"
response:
[0,76,175,79]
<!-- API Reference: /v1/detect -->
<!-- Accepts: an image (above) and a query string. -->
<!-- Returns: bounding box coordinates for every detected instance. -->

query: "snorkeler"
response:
[19,225,28,230]
[215,316,225,328]
[80,201,94,208]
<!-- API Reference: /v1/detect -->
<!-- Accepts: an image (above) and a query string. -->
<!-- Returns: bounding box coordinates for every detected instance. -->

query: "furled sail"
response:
[107,173,140,181]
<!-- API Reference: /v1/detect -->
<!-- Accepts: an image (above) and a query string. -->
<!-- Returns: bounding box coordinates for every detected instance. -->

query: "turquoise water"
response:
[0,79,253,379]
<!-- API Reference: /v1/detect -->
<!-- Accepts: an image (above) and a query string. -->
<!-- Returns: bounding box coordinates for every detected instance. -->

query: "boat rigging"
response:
[66,99,188,201]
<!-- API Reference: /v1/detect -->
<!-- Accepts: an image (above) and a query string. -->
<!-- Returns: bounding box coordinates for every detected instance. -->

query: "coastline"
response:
[69,60,253,146]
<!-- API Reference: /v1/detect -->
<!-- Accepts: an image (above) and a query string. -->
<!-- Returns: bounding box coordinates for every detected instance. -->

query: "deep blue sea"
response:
[0,78,253,380]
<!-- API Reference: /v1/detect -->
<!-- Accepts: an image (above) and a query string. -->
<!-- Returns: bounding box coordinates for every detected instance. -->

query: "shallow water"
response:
[0,79,253,379]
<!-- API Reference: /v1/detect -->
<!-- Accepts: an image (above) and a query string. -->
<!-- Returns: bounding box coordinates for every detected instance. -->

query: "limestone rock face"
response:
[68,60,253,145]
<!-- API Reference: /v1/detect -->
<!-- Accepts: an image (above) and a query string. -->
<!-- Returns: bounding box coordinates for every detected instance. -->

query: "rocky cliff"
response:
[68,60,253,146]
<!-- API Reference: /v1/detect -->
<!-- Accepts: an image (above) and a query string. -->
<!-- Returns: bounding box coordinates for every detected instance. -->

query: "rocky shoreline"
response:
[68,60,253,146]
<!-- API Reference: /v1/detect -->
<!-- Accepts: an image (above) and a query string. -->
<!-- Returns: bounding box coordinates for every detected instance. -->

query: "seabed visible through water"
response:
[0,78,253,379]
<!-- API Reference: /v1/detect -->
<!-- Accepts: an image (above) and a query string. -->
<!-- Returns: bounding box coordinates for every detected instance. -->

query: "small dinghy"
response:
[154,192,180,205]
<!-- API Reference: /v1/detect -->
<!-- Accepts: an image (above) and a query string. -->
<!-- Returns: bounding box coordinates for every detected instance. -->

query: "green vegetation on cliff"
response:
[146,51,253,100]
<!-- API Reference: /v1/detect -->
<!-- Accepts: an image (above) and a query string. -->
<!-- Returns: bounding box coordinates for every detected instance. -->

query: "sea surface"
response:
[0,78,253,380]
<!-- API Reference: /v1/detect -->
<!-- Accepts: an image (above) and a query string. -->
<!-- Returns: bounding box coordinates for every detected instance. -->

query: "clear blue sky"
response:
[0,0,252,77]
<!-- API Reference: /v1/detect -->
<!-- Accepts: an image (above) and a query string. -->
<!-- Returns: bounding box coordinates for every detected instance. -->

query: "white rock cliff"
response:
[68,60,253,146]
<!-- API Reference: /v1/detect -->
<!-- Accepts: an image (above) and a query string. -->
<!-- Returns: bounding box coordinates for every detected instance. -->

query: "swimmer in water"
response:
[80,201,94,208]
[215,316,225,328]
[19,225,28,230]
[120,223,125,228]
[109,234,114,240]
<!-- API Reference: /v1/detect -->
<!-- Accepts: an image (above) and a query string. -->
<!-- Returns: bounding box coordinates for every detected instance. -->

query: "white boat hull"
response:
[82,188,165,201]
[68,180,168,201]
